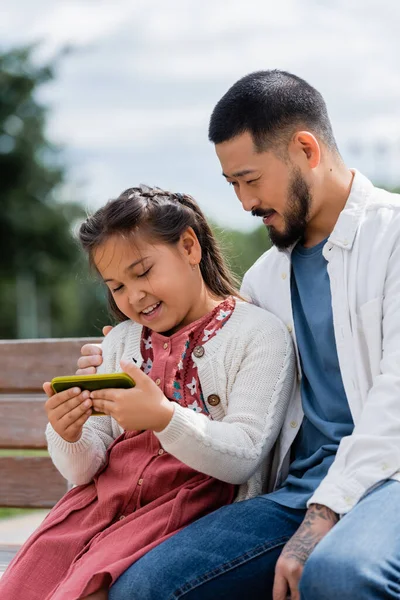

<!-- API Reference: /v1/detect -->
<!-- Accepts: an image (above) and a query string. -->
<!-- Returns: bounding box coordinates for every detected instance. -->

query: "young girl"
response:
[0,185,295,600]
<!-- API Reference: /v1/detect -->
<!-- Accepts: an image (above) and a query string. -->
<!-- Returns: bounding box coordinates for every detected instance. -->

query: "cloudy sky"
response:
[1,0,399,229]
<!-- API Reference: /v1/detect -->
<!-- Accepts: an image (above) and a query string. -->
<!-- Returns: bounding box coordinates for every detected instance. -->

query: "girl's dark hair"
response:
[79,185,241,322]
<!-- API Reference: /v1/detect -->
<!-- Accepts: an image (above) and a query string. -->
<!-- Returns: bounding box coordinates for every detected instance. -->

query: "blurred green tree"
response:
[0,45,273,341]
[212,222,271,281]
[0,45,107,338]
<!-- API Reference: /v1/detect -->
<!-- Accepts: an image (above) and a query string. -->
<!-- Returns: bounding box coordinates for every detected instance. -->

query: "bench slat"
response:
[0,545,19,573]
[0,338,101,392]
[0,457,68,508]
[0,394,48,449]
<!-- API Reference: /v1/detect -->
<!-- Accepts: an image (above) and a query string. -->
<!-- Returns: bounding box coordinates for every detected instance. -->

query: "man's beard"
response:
[254,168,312,249]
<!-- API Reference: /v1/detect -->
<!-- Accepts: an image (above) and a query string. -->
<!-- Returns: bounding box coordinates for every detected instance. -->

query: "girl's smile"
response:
[93,231,222,335]
[140,301,162,321]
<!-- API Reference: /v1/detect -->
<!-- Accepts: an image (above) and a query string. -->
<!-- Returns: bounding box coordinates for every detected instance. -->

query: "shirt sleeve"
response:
[309,237,400,514]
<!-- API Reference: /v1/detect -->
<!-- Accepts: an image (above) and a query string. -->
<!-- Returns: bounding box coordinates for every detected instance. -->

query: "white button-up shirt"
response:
[241,170,400,515]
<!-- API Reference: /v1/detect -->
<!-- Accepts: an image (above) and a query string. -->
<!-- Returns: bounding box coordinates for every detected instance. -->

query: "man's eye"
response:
[138,268,151,278]
[228,181,237,187]
[247,178,260,185]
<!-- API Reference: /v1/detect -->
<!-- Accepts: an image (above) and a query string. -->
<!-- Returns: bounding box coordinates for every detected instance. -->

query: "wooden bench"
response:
[0,337,100,573]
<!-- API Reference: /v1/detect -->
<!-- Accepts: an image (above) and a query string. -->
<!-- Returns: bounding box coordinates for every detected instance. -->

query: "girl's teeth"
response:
[143,303,159,314]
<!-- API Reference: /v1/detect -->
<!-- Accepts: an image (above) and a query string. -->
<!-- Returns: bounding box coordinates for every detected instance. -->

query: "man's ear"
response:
[290,131,321,169]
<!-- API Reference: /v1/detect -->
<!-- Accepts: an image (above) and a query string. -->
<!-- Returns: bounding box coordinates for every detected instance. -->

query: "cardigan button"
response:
[207,394,221,407]
[193,345,205,358]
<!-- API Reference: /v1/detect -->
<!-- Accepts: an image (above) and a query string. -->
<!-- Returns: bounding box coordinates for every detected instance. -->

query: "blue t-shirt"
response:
[269,238,354,509]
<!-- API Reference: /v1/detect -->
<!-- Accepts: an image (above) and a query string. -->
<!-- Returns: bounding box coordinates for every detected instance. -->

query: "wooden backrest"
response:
[0,338,101,507]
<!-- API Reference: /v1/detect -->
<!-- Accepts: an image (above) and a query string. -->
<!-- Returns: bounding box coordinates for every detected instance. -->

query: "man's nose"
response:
[239,188,260,213]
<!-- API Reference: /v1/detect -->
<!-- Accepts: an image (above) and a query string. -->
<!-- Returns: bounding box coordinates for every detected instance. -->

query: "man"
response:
[78,70,400,599]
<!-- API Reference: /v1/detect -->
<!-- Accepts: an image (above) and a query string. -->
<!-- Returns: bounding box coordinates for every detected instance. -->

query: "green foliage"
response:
[0,45,108,338]
[0,508,38,520]
[0,45,271,340]
[212,222,272,281]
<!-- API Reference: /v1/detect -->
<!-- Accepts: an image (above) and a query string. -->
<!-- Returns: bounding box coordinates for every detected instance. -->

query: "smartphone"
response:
[51,373,135,416]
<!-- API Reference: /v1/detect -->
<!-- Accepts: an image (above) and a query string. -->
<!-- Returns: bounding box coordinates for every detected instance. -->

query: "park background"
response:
[1,0,400,340]
[0,0,399,545]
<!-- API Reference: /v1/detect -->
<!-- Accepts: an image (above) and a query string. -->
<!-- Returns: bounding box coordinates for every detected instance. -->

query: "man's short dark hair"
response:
[208,70,338,154]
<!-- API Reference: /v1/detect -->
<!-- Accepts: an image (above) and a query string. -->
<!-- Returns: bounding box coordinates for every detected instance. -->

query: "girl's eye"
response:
[138,267,151,278]
[112,285,124,293]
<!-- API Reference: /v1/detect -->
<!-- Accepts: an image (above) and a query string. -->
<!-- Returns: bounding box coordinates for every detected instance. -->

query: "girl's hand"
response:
[43,382,93,443]
[90,360,174,432]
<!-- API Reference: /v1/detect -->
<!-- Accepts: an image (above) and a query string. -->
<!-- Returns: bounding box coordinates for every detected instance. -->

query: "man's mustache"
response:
[251,208,275,219]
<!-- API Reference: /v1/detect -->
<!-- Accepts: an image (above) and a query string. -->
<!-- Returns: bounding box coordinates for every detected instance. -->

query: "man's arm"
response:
[76,326,113,375]
[308,239,400,515]
[274,227,400,598]
[273,504,339,600]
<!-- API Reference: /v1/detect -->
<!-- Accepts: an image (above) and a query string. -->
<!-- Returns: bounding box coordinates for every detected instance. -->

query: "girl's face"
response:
[94,230,211,334]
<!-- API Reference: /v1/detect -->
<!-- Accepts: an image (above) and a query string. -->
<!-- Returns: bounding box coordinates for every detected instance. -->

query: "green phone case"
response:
[51,374,135,416]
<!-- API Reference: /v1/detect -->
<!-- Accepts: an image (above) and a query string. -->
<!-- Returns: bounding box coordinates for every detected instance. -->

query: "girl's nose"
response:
[128,288,146,306]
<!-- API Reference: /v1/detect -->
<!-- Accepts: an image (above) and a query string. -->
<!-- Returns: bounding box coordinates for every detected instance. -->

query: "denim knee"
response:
[299,542,361,600]
[109,565,155,600]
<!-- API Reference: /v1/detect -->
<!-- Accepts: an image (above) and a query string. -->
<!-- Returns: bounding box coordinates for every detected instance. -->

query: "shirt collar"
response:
[327,169,374,251]
[278,170,374,257]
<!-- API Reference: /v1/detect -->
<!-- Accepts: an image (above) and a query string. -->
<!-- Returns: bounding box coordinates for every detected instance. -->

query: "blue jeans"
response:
[109,480,400,599]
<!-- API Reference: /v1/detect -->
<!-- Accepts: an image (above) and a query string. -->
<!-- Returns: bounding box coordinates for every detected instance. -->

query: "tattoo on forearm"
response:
[282,504,339,566]
[305,504,339,525]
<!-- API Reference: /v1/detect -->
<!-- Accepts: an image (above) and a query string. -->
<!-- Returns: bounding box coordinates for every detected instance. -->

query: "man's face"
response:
[216,131,312,248]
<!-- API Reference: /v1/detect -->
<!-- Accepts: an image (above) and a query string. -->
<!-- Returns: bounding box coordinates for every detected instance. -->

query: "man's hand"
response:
[90,359,174,432]
[273,503,338,600]
[76,326,113,375]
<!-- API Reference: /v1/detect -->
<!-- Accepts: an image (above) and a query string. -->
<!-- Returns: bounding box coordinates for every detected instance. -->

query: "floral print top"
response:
[141,297,235,416]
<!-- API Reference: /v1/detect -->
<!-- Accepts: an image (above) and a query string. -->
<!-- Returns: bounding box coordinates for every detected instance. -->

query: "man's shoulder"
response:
[245,245,280,276]
[360,186,400,244]
[241,245,281,297]
[366,185,400,213]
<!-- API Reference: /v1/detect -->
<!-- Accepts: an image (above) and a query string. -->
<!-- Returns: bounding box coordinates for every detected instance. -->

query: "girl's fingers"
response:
[58,401,93,430]
[63,410,93,441]
[43,382,54,398]
[50,391,91,421]
[91,399,114,415]
[46,387,82,411]
[89,389,119,402]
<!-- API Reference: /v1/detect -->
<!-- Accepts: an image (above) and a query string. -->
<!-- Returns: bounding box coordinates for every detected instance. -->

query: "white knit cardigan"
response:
[46,301,295,501]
